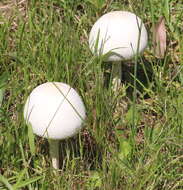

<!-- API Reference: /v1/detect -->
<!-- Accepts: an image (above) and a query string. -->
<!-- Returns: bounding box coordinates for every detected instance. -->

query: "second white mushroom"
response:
[89,11,148,91]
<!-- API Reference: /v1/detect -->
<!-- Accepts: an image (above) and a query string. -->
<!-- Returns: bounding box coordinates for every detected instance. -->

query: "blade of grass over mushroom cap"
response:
[52,82,86,122]
[23,82,86,170]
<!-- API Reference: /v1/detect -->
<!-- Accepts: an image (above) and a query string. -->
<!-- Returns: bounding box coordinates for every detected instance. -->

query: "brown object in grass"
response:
[153,16,167,58]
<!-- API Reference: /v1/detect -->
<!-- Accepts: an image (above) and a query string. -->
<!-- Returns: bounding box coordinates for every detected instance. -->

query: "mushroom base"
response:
[111,62,122,92]
[49,140,60,169]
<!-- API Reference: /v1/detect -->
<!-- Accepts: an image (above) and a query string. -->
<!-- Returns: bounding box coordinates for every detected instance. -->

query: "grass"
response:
[0,0,182,189]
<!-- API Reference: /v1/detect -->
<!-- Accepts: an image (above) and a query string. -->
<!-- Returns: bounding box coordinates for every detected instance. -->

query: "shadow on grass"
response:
[36,131,103,171]
[103,58,153,98]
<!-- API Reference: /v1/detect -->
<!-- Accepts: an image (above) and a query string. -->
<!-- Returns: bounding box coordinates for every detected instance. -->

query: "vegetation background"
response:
[0,0,182,189]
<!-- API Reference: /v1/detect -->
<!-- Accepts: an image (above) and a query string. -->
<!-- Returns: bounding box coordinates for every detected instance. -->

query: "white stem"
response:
[111,62,122,92]
[49,140,60,169]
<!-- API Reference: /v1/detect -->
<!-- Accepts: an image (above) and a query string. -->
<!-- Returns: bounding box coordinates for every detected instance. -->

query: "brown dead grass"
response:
[0,0,27,25]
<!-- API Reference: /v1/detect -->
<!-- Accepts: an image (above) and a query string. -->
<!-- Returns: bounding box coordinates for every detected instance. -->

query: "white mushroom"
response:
[89,11,148,91]
[24,82,86,169]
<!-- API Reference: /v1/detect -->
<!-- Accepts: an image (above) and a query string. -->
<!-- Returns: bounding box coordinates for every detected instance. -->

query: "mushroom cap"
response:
[89,11,148,61]
[24,82,86,140]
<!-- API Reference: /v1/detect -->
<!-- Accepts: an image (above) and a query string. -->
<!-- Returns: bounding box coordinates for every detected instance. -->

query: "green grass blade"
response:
[0,174,14,190]
[0,87,5,107]
[27,123,36,156]
[13,176,43,189]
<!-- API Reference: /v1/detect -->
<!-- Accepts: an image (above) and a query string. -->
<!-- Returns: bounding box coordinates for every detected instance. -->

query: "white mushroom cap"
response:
[89,11,148,61]
[24,82,86,140]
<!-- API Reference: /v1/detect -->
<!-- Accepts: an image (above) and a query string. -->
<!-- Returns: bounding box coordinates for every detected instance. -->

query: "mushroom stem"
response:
[49,140,60,169]
[111,62,122,92]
